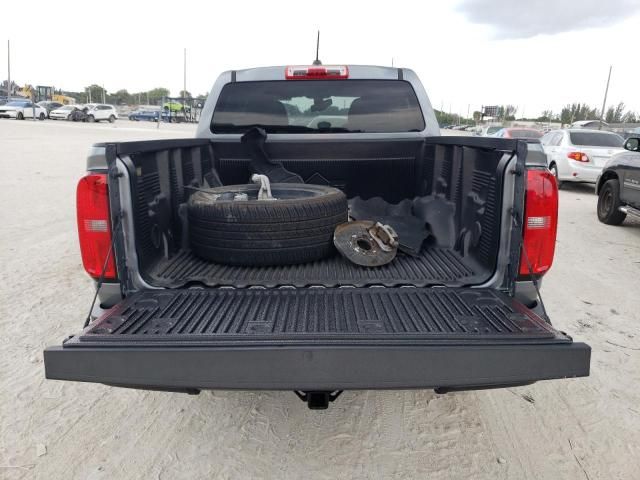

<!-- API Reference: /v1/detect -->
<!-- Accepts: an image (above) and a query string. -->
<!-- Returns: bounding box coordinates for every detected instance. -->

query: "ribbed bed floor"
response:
[80,288,563,344]
[145,247,486,288]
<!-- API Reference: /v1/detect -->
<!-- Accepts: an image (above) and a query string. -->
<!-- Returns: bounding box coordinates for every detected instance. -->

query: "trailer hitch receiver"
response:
[294,390,343,410]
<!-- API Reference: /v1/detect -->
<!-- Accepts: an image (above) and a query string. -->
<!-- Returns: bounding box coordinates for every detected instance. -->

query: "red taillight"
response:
[519,169,558,277]
[285,65,349,80]
[76,173,116,279]
[567,151,589,162]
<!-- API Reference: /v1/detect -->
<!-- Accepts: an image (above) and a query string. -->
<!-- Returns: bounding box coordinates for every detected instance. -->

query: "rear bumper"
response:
[44,341,590,391]
[565,161,602,183]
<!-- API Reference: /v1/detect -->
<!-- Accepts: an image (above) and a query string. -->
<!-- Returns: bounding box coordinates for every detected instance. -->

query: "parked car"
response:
[570,120,609,129]
[491,128,543,139]
[69,106,89,122]
[620,127,640,140]
[541,129,625,186]
[83,103,118,123]
[128,108,160,121]
[37,101,64,117]
[43,64,590,409]
[596,137,640,224]
[0,100,47,120]
[475,125,504,136]
[49,104,80,120]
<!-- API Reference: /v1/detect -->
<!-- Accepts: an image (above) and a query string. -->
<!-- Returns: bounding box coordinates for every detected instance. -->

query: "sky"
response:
[2,0,639,118]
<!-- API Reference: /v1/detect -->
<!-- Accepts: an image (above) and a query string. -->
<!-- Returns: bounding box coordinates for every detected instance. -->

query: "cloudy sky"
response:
[2,0,639,118]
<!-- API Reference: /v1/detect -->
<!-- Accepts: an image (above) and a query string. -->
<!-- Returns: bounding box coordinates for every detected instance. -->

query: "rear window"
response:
[211,80,425,134]
[510,129,542,139]
[486,126,502,135]
[569,132,623,147]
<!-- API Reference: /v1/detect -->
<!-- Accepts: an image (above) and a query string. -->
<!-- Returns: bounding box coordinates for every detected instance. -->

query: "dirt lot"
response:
[1,120,639,479]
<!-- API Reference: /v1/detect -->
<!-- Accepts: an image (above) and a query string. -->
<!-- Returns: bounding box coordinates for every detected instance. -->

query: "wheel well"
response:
[596,171,618,195]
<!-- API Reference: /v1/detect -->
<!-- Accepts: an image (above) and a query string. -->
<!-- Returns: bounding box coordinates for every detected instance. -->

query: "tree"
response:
[622,111,638,123]
[0,79,20,96]
[559,103,599,125]
[495,105,517,121]
[179,90,192,99]
[84,84,106,103]
[537,110,555,122]
[147,87,170,104]
[111,89,133,105]
[605,102,625,124]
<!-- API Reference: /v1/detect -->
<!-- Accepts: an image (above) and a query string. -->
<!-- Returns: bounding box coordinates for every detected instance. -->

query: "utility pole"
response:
[599,65,612,130]
[183,47,187,115]
[7,40,10,101]
[102,85,106,104]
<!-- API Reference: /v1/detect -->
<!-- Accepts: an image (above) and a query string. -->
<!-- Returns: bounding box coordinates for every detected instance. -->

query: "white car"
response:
[0,100,48,120]
[82,103,118,123]
[541,129,626,186]
[49,104,80,120]
[474,125,504,136]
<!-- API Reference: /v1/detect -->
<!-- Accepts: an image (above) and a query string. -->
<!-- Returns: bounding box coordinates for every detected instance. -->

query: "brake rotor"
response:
[334,221,399,267]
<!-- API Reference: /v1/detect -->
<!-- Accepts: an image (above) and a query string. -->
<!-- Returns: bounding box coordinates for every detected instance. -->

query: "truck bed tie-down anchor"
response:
[294,390,343,410]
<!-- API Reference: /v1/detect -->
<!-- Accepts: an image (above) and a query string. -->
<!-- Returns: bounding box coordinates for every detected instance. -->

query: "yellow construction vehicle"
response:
[18,84,75,104]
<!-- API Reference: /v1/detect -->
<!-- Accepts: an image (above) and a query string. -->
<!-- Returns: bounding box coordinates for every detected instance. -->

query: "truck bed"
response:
[116,137,513,291]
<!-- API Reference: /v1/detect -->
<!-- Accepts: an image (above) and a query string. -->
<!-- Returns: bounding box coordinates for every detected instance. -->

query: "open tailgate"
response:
[44,287,590,391]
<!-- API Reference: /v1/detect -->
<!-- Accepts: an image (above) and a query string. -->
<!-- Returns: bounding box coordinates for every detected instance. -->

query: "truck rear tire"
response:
[597,179,626,225]
[188,184,347,266]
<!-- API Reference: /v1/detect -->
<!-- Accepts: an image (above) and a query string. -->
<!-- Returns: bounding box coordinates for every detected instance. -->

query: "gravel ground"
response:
[1,120,639,479]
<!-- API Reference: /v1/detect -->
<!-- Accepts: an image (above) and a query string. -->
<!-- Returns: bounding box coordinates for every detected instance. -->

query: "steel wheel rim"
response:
[599,189,613,217]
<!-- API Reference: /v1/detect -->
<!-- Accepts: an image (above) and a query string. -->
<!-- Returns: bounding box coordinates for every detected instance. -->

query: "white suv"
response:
[84,104,118,123]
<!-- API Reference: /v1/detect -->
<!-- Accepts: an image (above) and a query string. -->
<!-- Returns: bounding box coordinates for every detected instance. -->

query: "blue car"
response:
[128,109,160,121]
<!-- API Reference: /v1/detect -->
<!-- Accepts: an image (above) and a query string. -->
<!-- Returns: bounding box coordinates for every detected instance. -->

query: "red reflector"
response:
[77,173,117,279]
[567,151,589,162]
[285,65,349,80]
[519,169,558,277]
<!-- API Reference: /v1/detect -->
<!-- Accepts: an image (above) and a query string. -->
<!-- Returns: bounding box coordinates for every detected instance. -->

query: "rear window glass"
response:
[510,129,542,139]
[211,80,425,134]
[486,126,502,135]
[569,132,623,147]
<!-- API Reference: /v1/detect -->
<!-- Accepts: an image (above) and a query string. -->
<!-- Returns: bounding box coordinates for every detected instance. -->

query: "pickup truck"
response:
[597,136,640,224]
[44,65,590,409]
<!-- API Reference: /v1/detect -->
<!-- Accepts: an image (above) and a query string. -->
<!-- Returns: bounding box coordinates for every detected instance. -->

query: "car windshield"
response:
[569,132,624,147]
[212,80,425,134]
[6,101,29,107]
[509,129,542,139]
[486,126,502,134]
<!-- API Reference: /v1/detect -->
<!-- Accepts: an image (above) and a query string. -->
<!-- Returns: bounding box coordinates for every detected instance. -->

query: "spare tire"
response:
[188,183,347,266]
